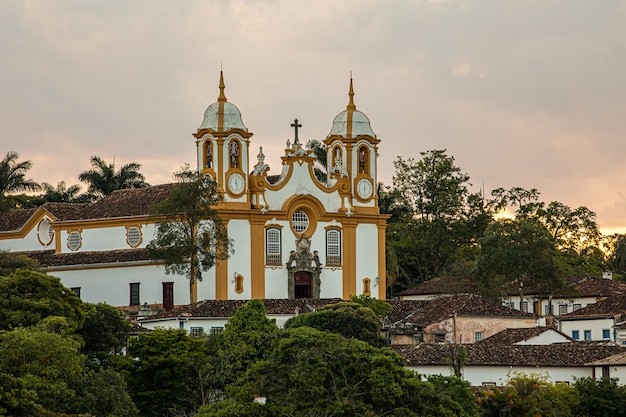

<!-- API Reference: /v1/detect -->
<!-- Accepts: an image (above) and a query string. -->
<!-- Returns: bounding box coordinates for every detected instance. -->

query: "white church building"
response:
[0,73,388,309]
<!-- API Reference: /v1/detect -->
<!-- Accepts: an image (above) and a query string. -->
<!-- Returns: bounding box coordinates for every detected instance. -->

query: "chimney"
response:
[603,271,613,280]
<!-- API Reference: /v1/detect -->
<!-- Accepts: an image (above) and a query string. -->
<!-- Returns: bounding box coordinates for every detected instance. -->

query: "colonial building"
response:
[0,73,388,308]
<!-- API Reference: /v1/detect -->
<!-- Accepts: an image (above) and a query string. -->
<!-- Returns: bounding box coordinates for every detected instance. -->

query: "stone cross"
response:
[291,118,302,144]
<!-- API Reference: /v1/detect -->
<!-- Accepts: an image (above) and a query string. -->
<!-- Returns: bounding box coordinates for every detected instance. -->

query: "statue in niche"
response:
[205,143,213,168]
[359,147,366,174]
[286,234,323,299]
[229,140,239,168]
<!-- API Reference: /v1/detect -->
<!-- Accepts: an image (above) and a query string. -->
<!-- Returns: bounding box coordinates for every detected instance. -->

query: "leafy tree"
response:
[38,180,90,203]
[127,328,211,417]
[306,139,327,182]
[0,250,38,276]
[207,326,469,417]
[573,377,626,417]
[427,374,479,417]
[78,302,131,366]
[217,299,279,385]
[147,166,232,303]
[78,155,149,200]
[349,294,393,318]
[474,218,562,299]
[285,301,388,347]
[0,269,84,331]
[0,151,41,211]
[604,233,626,278]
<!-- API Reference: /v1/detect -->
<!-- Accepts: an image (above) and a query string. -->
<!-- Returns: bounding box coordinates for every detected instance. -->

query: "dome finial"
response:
[218,70,227,103]
[347,75,356,111]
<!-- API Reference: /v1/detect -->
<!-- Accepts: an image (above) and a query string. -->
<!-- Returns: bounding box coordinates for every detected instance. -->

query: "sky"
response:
[1,0,626,233]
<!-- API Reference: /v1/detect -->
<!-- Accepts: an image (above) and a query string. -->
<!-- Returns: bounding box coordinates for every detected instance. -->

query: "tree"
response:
[127,328,211,417]
[0,250,38,276]
[204,326,471,417]
[0,269,84,331]
[78,155,149,200]
[474,218,562,299]
[573,377,626,417]
[38,180,90,203]
[284,301,388,347]
[78,302,131,366]
[147,166,231,303]
[0,151,41,211]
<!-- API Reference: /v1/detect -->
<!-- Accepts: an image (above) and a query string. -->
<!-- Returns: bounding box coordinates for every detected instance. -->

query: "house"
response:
[397,274,626,318]
[478,326,573,345]
[558,293,626,344]
[0,73,388,307]
[393,342,624,386]
[137,298,342,335]
[383,294,538,345]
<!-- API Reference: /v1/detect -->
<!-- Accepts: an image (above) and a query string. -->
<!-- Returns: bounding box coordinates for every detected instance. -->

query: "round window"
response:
[291,210,309,234]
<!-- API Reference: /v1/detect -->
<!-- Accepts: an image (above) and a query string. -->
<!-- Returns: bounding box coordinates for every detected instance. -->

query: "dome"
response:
[327,78,375,138]
[198,71,248,132]
[199,101,248,132]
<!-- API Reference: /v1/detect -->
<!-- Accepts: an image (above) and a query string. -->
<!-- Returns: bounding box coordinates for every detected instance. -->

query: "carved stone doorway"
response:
[294,271,312,298]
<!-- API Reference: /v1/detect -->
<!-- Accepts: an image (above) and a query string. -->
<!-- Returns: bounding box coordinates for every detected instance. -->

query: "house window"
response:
[130,283,140,306]
[521,301,528,313]
[190,327,204,338]
[291,210,309,234]
[505,302,514,309]
[475,331,484,342]
[584,330,592,341]
[544,305,553,316]
[210,327,224,335]
[326,229,341,267]
[573,304,582,311]
[265,228,282,265]
[37,219,54,246]
[162,282,174,310]
[70,287,81,298]
[67,230,82,251]
[602,329,611,340]
[126,226,142,248]
[621,339,626,346]
[572,330,580,340]
[558,305,568,315]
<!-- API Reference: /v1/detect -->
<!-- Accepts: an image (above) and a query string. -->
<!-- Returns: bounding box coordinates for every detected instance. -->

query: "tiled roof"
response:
[393,342,623,367]
[588,351,626,366]
[141,298,343,320]
[75,184,175,220]
[23,249,151,267]
[385,295,535,327]
[43,202,90,221]
[479,327,572,345]
[396,276,470,297]
[0,208,37,232]
[560,293,626,319]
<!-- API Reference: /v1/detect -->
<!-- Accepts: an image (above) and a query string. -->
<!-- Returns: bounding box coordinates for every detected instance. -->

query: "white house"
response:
[558,293,626,344]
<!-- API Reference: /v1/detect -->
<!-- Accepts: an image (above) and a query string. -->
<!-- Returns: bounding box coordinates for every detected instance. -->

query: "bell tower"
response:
[193,72,253,203]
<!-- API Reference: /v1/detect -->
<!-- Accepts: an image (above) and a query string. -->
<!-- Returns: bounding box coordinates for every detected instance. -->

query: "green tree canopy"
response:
[0,151,41,211]
[147,166,232,303]
[284,301,388,347]
[0,269,84,331]
[37,180,90,204]
[78,302,131,366]
[78,155,149,200]
[474,218,562,299]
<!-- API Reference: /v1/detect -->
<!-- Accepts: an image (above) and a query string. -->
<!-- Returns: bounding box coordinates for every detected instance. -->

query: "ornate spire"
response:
[347,77,356,111]
[218,70,227,103]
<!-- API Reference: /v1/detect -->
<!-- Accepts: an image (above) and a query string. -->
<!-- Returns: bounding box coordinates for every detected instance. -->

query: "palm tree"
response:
[306,139,327,182]
[39,181,90,203]
[78,156,149,200]
[0,151,41,211]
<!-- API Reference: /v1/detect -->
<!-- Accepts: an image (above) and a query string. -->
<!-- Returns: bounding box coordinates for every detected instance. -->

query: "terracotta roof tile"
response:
[76,184,175,220]
[23,249,151,267]
[479,327,572,345]
[0,208,37,232]
[393,342,623,367]
[560,293,626,319]
[396,276,470,297]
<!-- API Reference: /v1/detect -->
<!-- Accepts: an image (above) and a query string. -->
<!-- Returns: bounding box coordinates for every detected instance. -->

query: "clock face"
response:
[228,172,245,195]
[357,178,373,199]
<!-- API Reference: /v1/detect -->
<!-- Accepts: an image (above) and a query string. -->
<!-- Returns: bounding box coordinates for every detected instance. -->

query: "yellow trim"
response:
[363,277,371,296]
[36,218,54,247]
[342,218,357,299]
[234,273,244,294]
[125,225,143,248]
[378,219,387,299]
[215,220,228,300]
[66,229,83,252]
[251,219,266,298]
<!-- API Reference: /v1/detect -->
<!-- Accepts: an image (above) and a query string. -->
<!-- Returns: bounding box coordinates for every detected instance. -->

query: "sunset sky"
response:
[2,1,625,233]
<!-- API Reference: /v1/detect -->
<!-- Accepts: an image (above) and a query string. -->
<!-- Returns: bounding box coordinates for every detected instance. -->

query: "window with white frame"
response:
[291,210,309,234]
[558,304,568,315]
[265,228,281,265]
[475,331,484,342]
[210,327,224,335]
[190,327,204,338]
[521,301,529,313]
[584,330,592,341]
[326,229,341,267]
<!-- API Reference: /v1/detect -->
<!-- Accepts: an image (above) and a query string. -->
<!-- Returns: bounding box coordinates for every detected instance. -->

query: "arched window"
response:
[326,229,341,267]
[266,228,282,266]
[358,145,369,175]
[229,139,240,169]
[204,140,213,169]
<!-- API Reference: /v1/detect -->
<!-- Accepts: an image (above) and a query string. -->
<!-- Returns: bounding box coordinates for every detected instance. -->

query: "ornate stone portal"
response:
[286,235,322,298]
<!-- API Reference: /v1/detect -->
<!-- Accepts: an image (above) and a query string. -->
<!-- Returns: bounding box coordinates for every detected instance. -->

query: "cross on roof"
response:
[291,118,302,144]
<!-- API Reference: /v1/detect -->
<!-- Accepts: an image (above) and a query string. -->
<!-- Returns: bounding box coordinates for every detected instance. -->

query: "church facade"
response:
[0,73,388,308]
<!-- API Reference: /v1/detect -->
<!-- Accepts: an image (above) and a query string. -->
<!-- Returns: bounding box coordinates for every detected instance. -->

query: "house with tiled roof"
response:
[558,293,626,344]
[397,274,626,319]
[0,73,388,309]
[137,298,342,335]
[478,326,572,345]
[383,294,537,345]
[393,341,623,386]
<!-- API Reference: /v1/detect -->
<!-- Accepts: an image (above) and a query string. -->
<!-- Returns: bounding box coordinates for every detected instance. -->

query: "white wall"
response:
[356,223,380,298]
[559,317,615,342]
